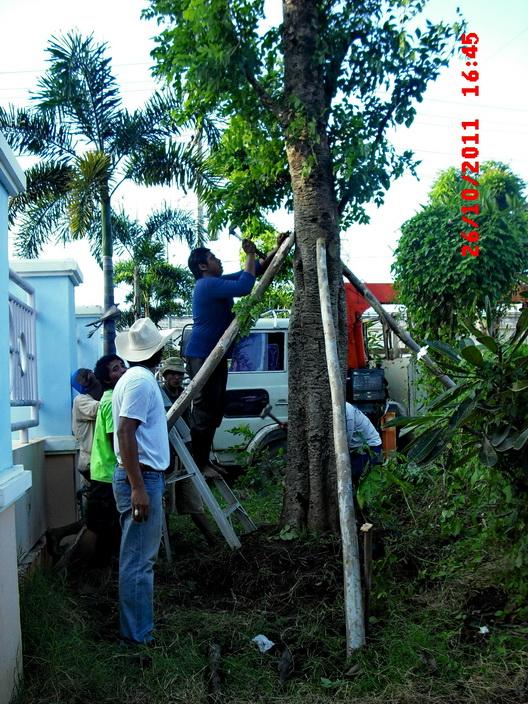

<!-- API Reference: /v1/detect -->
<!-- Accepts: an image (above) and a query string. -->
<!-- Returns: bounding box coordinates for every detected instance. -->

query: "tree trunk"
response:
[280,0,347,532]
[133,265,141,320]
[101,189,116,354]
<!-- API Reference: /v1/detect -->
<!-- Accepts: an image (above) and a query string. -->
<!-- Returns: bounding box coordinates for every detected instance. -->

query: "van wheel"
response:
[250,431,287,477]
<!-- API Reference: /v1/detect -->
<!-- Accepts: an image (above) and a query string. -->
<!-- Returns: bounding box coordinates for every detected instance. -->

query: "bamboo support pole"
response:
[166,232,295,429]
[342,263,456,390]
[317,238,365,653]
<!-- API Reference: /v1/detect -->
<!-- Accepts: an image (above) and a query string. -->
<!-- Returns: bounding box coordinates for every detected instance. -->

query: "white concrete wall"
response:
[0,132,29,704]
[0,506,22,704]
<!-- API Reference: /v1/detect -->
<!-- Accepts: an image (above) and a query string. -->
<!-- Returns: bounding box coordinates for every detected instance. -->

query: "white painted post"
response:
[317,238,365,654]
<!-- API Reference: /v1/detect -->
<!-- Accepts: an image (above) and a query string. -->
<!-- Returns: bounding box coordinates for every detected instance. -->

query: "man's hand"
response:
[131,485,150,522]
[242,238,257,255]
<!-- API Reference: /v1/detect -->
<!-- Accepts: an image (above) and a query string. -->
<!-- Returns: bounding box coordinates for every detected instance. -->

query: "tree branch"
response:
[242,64,288,127]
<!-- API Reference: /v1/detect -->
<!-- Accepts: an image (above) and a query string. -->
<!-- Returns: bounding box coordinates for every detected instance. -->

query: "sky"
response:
[1,0,527,307]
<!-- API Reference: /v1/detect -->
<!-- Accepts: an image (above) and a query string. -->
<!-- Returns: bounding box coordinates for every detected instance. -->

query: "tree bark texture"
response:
[280,0,347,532]
[101,190,116,354]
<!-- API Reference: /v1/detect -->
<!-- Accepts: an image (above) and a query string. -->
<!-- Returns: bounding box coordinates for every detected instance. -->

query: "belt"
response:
[118,464,164,473]
[139,463,164,473]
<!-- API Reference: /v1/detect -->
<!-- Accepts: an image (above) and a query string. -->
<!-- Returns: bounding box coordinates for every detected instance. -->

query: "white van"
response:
[180,313,289,466]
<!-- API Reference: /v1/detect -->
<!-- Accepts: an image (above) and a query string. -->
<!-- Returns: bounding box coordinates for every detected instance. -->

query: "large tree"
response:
[145,0,459,531]
[1,32,209,353]
[393,162,528,340]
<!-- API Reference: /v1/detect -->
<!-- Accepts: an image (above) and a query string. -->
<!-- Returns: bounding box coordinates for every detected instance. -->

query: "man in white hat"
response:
[112,317,175,645]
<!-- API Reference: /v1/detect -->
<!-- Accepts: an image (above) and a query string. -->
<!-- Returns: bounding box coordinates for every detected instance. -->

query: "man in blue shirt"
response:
[345,402,383,481]
[186,237,282,477]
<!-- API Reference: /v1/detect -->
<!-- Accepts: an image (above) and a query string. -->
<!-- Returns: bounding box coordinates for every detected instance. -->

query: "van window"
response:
[224,389,270,417]
[230,332,285,372]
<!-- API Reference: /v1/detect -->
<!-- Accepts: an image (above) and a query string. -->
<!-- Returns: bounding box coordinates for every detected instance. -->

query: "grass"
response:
[14,474,528,704]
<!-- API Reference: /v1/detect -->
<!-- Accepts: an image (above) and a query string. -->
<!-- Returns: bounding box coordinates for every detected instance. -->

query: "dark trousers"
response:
[349,445,383,482]
[186,356,228,469]
[85,480,121,568]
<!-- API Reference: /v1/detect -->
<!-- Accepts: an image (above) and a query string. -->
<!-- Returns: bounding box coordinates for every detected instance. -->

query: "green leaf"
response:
[512,308,528,341]
[459,344,484,367]
[512,427,528,451]
[479,436,497,467]
[425,340,462,363]
[447,396,477,431]
[407,427,449,464]
[382,414,440,429]
[428,383,467,411]
[512,380,528,392]
[490,426,513,447]
[475,334,499,354]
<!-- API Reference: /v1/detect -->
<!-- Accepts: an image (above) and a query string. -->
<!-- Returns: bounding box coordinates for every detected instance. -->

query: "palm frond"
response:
[139,89,186,138]
[0,105,76,159]
[13,194,71,258]
[110,110,152,159]
[34,32,122,149]
[126,140,219,196]
[144,205,198,248]
[9,160,74,225]
[110,210,143,256]
[68,151,110,237]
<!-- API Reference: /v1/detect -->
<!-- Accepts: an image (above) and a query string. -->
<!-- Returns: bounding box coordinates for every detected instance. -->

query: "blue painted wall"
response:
[22,272,79,438]
[76,309,103,371]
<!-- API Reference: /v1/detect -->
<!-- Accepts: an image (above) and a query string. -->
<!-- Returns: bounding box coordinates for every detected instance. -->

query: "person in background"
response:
[46,369,102,561]
[158,357,217,547]
[71,368,103,482]
[185,235,285,479]
[81,354,127,590]
[113,317,175,645]
[345,401,383,482]
[159,356,185,406]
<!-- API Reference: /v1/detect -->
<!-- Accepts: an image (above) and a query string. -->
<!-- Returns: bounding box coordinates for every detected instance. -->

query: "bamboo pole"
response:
[342,263,456,390]
[317,238,365,653]
[166,232,295,429]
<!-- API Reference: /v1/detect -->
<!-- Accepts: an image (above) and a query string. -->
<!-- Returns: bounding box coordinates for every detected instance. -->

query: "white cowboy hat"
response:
[115,318,176,362]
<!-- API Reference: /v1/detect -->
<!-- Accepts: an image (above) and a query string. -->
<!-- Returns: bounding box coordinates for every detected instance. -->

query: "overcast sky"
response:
[1,0,527,306]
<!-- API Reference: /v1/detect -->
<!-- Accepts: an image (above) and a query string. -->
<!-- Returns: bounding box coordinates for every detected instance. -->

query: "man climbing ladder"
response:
[184,233,288,477]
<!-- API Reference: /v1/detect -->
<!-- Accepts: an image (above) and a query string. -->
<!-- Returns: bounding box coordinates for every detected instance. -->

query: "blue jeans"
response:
[113,467,165,644]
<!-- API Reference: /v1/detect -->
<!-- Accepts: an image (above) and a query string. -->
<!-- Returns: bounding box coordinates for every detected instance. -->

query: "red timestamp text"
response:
[460,33,480,257]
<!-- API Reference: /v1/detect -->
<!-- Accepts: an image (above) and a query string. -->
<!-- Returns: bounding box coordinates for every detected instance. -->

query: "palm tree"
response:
[111,206,199,324]
[0,32,216,352]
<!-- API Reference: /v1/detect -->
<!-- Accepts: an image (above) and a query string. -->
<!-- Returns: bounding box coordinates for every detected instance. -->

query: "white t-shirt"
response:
[345,402,382,451]
[112,365,169,471]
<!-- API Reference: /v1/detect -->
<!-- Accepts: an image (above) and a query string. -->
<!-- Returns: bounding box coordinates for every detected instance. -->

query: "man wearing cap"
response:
[159,356,186,405]
[158,357,217,546]
[112,317,175,645]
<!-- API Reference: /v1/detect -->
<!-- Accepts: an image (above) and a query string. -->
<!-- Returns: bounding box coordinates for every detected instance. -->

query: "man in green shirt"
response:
[84,354,127,584]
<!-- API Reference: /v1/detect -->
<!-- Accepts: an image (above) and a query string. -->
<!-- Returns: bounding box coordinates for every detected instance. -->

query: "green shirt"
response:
[90,389,116,483]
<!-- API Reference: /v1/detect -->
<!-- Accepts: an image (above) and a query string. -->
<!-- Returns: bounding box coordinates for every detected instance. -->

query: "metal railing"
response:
[9,269,39,442]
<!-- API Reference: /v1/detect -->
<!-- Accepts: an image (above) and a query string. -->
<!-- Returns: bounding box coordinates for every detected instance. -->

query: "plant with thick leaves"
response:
[389,303,528,491]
